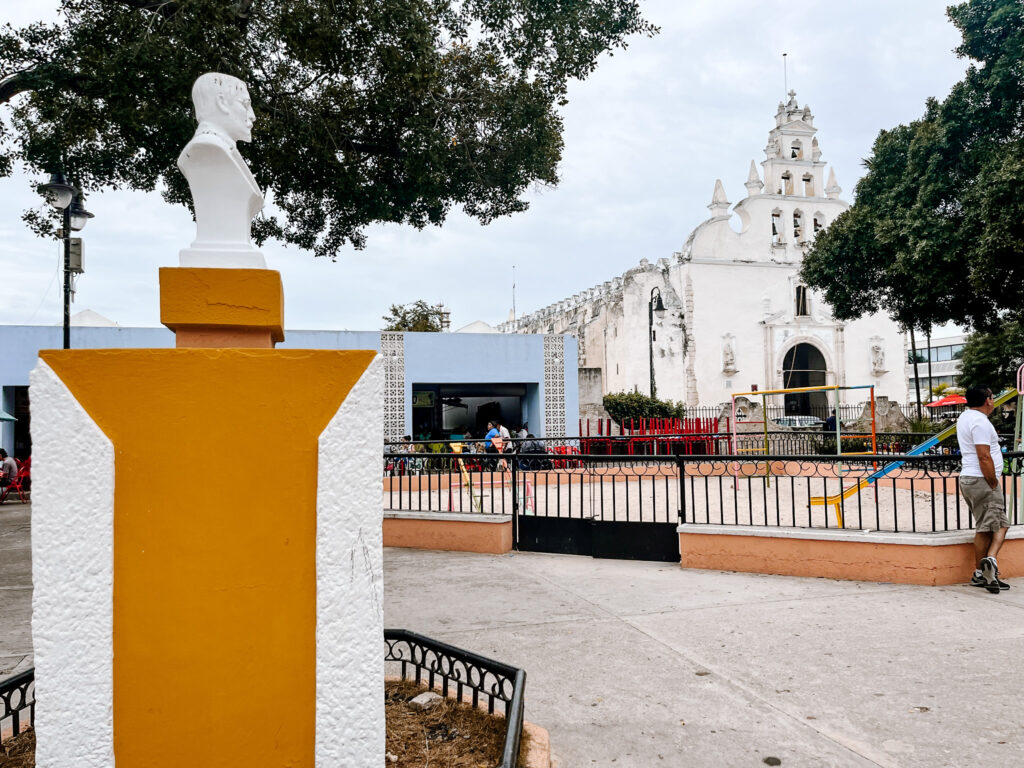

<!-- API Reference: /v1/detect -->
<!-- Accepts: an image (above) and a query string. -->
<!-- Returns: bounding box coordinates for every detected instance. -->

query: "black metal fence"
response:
[657,403,959,423]
[0,669,34,745]
[385,451,683,524]
[384,448,1024,535]
[385,628,525,768]
[387,430,1012,463]
[679,453,1024,533]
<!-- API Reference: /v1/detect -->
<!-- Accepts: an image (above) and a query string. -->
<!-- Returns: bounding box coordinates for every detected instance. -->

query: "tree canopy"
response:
[958,321,1024,392]
[382,300,447,332]
[800,0,1024,333]
[0,0,655,257]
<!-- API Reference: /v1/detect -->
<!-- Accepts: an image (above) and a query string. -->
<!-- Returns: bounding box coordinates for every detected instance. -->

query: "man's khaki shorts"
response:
[960,476,1009,532]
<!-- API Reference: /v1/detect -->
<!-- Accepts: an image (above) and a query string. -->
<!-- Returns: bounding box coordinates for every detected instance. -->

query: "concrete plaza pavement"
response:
[385,548,1024,767]
[3,502,1023,766]
[0,502,32,679]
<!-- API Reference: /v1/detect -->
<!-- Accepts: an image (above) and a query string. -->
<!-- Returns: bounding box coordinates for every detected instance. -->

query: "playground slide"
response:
[810,388,1018,519]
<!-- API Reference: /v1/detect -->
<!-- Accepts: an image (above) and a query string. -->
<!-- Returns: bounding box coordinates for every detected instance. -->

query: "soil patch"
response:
[0,683,527,768]
[386,679,529,767]
[0,729,34,768]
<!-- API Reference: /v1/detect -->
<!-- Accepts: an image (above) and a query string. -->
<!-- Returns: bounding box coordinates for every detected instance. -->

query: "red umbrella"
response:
[925,394,967,407]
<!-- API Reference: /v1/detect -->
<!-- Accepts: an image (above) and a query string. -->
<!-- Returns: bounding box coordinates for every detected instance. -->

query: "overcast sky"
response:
[0,1,969,332]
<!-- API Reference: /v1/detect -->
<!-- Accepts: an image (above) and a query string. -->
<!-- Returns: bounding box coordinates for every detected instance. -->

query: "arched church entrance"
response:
[782,343,828,417]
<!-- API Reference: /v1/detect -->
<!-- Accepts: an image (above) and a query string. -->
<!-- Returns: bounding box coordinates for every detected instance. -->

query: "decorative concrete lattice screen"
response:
[381,332,406,442]
[543,335,566,437]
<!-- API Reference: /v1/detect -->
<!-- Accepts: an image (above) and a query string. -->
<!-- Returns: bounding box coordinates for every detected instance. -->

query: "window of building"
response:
[780,171,793,195]
[813,213,824,234]
[927,344,966,363]
[793,210,804,242]
[790,140,803,159]
[771,210,783,244]
[795,285,810,316]
[802,174,814,197]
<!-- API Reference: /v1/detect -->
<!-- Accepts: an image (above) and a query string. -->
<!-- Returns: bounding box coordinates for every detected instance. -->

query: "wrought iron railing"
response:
[386,430,1013,462]
[385,628,525,768]
[384,448,1024,535]
[678,452,1024,533]
[0,668,34,744]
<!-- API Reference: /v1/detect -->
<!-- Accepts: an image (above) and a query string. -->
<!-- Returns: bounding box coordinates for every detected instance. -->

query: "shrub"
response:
[603,391,686,425]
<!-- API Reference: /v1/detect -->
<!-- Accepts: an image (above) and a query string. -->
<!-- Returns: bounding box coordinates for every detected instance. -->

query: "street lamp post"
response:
[39,174,94,349]
[648,286,666,398]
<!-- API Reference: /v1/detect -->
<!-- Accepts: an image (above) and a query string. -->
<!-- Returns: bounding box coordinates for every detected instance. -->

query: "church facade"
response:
[499,93,907,417]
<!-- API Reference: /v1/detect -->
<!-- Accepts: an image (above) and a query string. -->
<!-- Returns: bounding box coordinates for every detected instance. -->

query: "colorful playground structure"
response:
[809,386,1020,527]
[730,384,878,459]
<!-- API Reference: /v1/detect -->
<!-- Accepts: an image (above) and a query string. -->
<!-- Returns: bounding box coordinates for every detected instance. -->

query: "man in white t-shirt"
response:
[957,386,1009,593]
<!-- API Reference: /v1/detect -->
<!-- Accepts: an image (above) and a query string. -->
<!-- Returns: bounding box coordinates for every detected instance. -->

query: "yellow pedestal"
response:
[41,348,375,767]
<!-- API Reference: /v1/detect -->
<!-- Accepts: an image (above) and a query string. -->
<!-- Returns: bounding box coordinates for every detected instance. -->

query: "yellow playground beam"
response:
[731,384,846,397]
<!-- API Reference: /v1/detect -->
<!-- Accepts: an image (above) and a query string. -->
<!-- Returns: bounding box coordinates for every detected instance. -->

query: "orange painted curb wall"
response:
[384,517,513,554]
[41,348,374,768]
[679,532,1024,586]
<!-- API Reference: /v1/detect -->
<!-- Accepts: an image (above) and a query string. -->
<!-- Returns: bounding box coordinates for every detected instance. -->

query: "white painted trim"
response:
[29,359,115,768]
[677,523,1024,546]
[316,354,385,766]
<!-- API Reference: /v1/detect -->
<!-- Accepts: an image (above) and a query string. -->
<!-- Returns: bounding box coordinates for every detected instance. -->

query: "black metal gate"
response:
[512,456,681,562]
[516,517,679,561]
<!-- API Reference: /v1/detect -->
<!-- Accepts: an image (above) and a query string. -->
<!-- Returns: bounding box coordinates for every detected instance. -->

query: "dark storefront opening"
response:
[6,386,31,460]
[411,383,530,440]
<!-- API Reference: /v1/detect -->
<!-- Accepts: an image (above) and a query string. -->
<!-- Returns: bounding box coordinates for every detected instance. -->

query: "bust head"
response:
[191,72,255,144]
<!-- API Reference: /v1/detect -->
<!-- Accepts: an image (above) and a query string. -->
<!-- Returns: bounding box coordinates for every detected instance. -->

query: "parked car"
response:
[774,415,824,429]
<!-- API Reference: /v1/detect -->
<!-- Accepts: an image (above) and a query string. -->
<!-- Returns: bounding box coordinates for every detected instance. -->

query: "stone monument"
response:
[31,73,384,767]
[177,72,266,269]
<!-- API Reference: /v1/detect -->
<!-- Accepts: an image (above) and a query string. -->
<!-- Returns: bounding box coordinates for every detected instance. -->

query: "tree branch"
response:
[112,0,180,17]
[0,68,36,105]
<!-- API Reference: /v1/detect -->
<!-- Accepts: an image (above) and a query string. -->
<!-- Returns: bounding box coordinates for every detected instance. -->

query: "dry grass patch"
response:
[386,679,528,767]
[0,729,34,768]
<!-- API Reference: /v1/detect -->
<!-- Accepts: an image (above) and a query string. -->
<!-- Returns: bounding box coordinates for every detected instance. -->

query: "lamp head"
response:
[651,288,666,315]
[68,191,95,232]
[40,172,75,210]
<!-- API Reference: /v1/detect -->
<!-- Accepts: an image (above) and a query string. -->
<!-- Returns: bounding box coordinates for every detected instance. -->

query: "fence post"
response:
[511,456,519,549]
[676,455,686,524]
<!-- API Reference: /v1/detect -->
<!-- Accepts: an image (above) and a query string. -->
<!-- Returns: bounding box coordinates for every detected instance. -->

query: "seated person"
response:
[0,449,17,488]
[517,434,551,470]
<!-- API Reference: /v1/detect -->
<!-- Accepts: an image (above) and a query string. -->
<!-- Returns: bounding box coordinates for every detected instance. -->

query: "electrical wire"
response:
[27,240,61,323]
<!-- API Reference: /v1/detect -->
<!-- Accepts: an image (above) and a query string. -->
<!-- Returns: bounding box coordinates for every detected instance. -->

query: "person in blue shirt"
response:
[823,410,837,432]
[484,421,499,452]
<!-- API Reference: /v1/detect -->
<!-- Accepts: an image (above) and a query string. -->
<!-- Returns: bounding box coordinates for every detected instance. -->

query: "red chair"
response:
[0,470,28,504]
[16,457,30,488]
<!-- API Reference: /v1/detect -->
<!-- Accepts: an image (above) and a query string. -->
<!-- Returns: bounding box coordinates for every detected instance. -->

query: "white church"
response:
[499,92,907,418]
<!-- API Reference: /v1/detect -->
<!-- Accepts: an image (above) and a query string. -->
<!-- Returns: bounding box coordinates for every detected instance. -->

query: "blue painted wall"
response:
[0,326,578,454]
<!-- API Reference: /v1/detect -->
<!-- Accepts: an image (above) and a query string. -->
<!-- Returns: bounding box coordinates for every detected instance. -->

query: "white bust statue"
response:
[177,72,266,268]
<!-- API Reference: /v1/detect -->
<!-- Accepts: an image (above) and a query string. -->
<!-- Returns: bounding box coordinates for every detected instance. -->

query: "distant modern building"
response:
[905,331,967,403]
[0,317,577,459]
[500,92,908,418]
